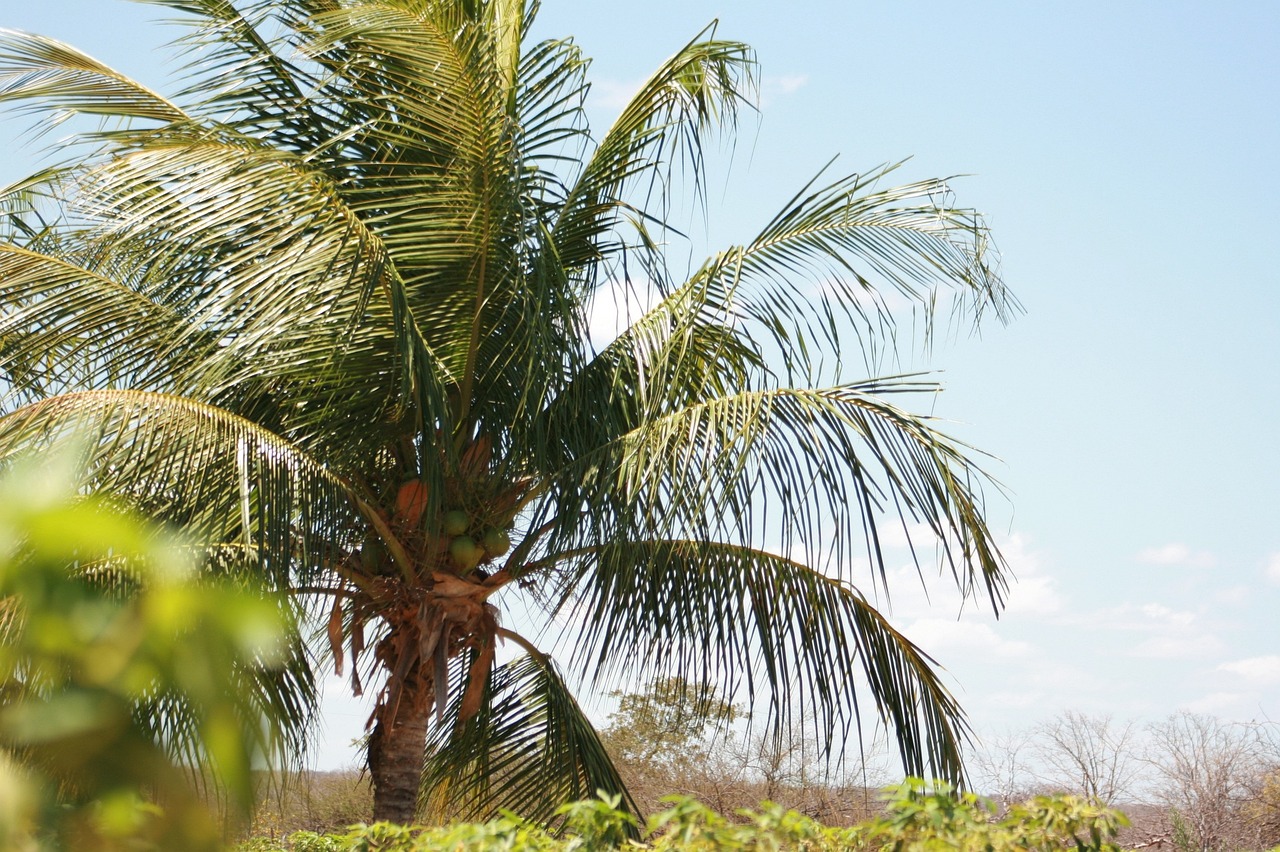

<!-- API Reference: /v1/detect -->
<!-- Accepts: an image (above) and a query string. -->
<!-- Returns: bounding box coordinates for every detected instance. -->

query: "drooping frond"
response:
[543,378,1004,609]
[548,539,968,783]
[420,650,636,826]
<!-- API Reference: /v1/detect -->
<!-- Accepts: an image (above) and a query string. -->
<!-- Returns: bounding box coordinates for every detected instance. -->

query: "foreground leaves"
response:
[0,449,309,851]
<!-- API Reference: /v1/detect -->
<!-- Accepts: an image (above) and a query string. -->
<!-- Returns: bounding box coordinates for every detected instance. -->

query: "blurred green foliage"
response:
[0,451,294,850]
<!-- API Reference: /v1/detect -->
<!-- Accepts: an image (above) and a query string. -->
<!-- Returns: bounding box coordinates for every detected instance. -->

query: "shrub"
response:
[231,780,1129,851]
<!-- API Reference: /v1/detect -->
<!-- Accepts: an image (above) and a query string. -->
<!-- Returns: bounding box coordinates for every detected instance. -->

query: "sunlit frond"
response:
[0,29,188,126]
[0,390,378,586]
[553,30,755,279]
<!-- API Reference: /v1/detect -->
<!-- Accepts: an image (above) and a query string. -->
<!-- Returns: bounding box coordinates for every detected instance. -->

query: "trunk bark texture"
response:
[368,681,431,824]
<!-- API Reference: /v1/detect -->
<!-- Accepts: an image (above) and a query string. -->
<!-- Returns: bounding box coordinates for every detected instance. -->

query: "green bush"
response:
[230,780,1129,851]
[0,452,298,850]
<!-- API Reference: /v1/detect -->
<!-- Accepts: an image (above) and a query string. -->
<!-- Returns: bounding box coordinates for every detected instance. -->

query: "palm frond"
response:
[553,29,755,278]
[696,162,1017,374]
[0,29,188,126]
[549,539,969,783]
[0,244,190,403]
[420,649,636,827]
[544,379,1004,610]
[0,389,391,585]
[55,131,457,461]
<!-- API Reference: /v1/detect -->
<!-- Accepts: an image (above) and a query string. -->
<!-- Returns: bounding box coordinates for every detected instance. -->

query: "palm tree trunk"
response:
[368,686,431,824]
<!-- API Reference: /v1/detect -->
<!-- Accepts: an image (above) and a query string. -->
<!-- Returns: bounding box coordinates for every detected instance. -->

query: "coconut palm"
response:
[0,0,1017,826]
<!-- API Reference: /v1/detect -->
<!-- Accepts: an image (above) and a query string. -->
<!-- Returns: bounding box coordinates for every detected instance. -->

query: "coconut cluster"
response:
[442,508,510,572]
[366,433,518,579]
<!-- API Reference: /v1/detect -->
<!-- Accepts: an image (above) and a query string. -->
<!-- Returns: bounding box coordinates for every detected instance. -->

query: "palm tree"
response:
[0,0,1017,826]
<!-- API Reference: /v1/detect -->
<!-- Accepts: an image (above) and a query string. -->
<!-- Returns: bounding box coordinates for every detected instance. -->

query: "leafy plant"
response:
[854,779,1129,852]
[229,784,1131,850]
[0,450,299,850]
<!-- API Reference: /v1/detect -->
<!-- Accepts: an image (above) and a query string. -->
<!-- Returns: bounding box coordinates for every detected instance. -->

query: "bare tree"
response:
[1146,712,1271,852]
[971,727,1040,806]
[1032,710,1142,805]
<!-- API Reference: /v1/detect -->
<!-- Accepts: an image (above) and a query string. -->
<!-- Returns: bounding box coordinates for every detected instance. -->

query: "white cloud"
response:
[759,73,809,107]
[1219,655,1280,686]
[1138,602,1197,627]
[998,534,1062,617]
[1182,691,1257,717]
[1267,552,1280,585]
[1130,633,1224,660]
[875,521,937,551]
[765,73,809,95]
[1212,585,1252,607]
[867,531,1060,620]
[982,689,1046,710]
[902,618,1034,659]
[584,278,660,348]
[1136,543,1214,568]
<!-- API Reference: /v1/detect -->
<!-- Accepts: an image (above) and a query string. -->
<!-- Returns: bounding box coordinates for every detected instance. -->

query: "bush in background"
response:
[231,780,1129,851]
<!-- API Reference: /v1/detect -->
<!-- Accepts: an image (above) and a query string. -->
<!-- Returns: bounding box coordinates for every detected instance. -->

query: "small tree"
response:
[1146,712,1271,852]
[971,727,1040,806]
[601,677,738,779]
[1033,710,1141,805]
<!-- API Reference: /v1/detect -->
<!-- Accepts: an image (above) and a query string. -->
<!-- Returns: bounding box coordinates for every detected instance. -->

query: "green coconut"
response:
[449,535,484,571]
[360,532,385,574]
[481,527,511,557]
[442,509,471,537]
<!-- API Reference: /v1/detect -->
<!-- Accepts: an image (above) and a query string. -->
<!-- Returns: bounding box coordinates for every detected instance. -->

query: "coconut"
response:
[481,527,511,557]
[449,535,483,571]
[360,532,385,574]
[442,509,471,537]
[395,479,429,526]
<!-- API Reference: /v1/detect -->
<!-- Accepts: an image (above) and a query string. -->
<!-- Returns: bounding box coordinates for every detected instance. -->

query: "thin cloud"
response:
[1130,633,1225,660]
[1219,655,1280,687]
[902,618,1034,659]
[759,73,809,106]
[1183,691,1258,717]
[1267,552,1280,585]
[1136,542,1215,569]
[587,77,643,113]
[584,278,660,348]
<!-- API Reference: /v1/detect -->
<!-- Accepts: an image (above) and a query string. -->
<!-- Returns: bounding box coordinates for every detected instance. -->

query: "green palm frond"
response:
[697,163,1016,372]
[544,539,968,783]
[553,29,755,277]
[420,650,636,827]
[63,132,452,457]
[0,29,188,126]
[135,0,316,129]
[0,390,396,584]
[545,379,1003,609]
[0,244,190,402]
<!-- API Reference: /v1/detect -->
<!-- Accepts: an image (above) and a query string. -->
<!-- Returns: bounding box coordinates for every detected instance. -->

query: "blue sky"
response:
[3,1,1278,773]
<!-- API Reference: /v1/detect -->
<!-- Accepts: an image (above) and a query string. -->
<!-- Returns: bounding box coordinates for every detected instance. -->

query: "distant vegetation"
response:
[231,782,1130,852]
